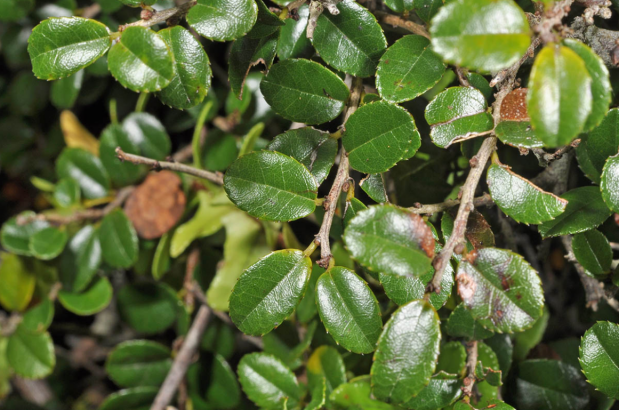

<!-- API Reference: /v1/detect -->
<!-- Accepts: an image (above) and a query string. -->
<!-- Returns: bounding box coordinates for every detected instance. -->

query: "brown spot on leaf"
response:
[464,249,478,264]
[457,271,477,302]
[408,212,435,258]
[500,88,529,121]
[496,310,503,318]
[384,59,390,64]
[124,171,186,239]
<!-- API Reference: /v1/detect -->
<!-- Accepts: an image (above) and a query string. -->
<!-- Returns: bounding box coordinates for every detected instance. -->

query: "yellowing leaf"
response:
[60,110,99,156]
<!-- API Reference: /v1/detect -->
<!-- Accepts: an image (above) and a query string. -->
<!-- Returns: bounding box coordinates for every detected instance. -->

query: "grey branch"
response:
[409,193,493,215]
[461,341,479,398]
[120,0,197,31]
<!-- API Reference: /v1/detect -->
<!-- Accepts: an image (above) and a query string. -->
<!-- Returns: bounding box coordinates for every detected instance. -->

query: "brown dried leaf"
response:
[500,88,529,121]
[465,210,495,250]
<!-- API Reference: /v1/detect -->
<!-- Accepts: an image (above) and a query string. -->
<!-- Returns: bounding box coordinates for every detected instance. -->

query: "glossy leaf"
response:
[538,186,612,238]
[527,44,592,148]
[580,321,619,400]
[296,265,322,323]
[238,353,301,409]
[307,345,347,403]
[60,225,102,293]
[360,173,387,203]
[572,230,612,277]
[58,276,113,316]
[277,4,312,60]
[28,17,111,80]
[494,121,543,149]
[99,387,159,410]
[430,0,530,72]
[158,26,212,110]
[187,0,259,42]
[312,0,387,77]
[315,267,383,354]
[28,227,67,260]
[446,303,494,340]
[343,204,435,277]
[99,210,138,269]
[105,340,172,388]
[601,153,619,214]
[343,101,421,174]
[376,35,445,103]
[54,178,81,208]
[267,127,337,185]
[425,87,494,148]
[99,124,142,186]
[1,213,49,256]
[0,253,35,312]
[108,26,174,92]
[403,372,462,410]
[56,148,110,199]
[117,283,178,334]
[384,0,414,12]
[51,69,84,109]
[576,108,619,184]
[7,328,55,379]
[260,59,350,125]
[456,247,544,333]
[437,342,467,376]
[224,151,318,221]
[487,162,567,224]
[371,300,441,403]
[229,29,279,99]
[123,112,171,159]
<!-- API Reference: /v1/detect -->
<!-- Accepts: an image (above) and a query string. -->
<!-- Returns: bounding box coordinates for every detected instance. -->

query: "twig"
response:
[610,242,619,251]
[409,193,493,215]
[489,37,541,87]
[461,341,478,398]
[561,236,606,311]
[531,139,580,168]
[119,0,197,31]
[455,67,471,87]
[80,3,101,19]
[374,11,430,39]
[12,378,54,406]
[150,305,211,410]
[116,147,224,185]
[315,77,363,268]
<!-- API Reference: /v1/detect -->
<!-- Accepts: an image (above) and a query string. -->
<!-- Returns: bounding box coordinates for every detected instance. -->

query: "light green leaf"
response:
[343,101,421,174]
[108,26,174,92]
[0,253,35,312]
[446,303,494,340]
[230,250,311,336]
[28,17,111,80]
[54,178,81,208]
[576,108,619,184]
[456,247,544,333]
[572,230,612,277]
[316,267,383,354]
[224,151,318,221]
[56,148,110,199]
[330,377,395,410]
[371,300,441,403]
[99,387,159,410]
[580,321,619,400]
[376,35,445,103]
[1,213,49,256]
[187,0,258,42]
[99,210,138,269]
[152,232,172,280]
[60,225,102,293]
[117,283,179,334]
[7,328,55,379]
[58,276,113,316]
[238,353,301,409]
[239,123,264,157]
[29,227,67,260]
[437,341,467,376]
[430,0,530,72]
[105,340,172,388]
[51,69,84,109]
[20,299,54,334]
[307,346,346,405]
[527,44,592,148]
[601,152,619,214]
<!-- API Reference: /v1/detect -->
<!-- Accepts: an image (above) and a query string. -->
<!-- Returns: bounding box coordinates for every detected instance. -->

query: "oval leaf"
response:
[572,229,612,277]
[117,283,178,334]
[99,209,139,269]
[7,328,55,379]
[580,321,619,400]
[56,148,110,199]
[187,0,258,42]
[29,226,67,260]
[576,108,619,184]
[601,152,619,214]
[403,372,463,410]
[58,276,113,316]
[0,253,35,312]
[60,225,102,293]
[105,340,172,388]
[99,387,159,410]
[1,213,49,256]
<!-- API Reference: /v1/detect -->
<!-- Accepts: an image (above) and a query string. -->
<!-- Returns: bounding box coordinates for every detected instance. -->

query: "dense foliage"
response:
[2,0,619,409]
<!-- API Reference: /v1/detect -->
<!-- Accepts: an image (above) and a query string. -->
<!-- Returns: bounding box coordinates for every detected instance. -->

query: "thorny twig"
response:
[119,0,197,31]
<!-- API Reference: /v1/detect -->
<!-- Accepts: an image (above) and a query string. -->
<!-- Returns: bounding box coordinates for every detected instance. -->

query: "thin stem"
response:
[192,101,214,170]
[109,99,118,125]
[409,193,493,215]
[135,92,150,113]
[462,341,479,399]
[374,11,430,39]
[119,0,197,31]
[116,147,224,185]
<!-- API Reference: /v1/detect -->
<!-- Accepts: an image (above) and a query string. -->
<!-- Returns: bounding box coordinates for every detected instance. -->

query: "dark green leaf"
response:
[50,69,84,109]
[247,0,285,39]
[56,148,110,199]
[206,354,241,408]
[277,4,312,60]
[312,0,387,77]
[122,112,171,160]
[528,44,592,148]
[117,283,179,334]
[119,0,156,6]
[437,341,466,375]
[229,30,279,99]
[601,152,619,214]
[187,0,258,42]
[99,387,159,410]
[403,372,462,410]
[425,87,494,148]
[343,197,368,226]
[20,299,54,334]
[446,303,494,340]
[60,225,102,293]
[307,345,346,404]
[513,307,549,361]
[0,253,35,312]
[580,321,619,400]
[7,328,55,379]
[296,265,323,323]
[29,227,67,260]
[0,0,34,21]
[230,250,311,336]
[413,0,443,21]
[260,59,350,125]
[58,276,113,316]
[476,342,502,386]
[158,26,212,110]
[485,334,513,380]
[224,151,318,221]
[28,17,111,80]
[360,174,387,203]
[576,108,619,184]
[371,300,441,403]
[1,213,49,256]
[54,178,81,208]
[494,121,544,149]
[572,230,612,277]
[108,26,174,92]
[538,186,612,238]
[456,247,544,333]
[384,0,414,12]
[99,124,142,186]
[343,101,421,173]
[99,210,138,269]
[430,0,530,72]
[105,340,172,388]
[315,266,383,354]
[376,35,445,103]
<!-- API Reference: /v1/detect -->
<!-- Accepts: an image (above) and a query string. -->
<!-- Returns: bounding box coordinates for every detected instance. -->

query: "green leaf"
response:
[99,210,139,269]
[187,0,258,42]
[99,124,142,187]
[152,232,172,280]
[122,112,171,160]
[307,345,347,404]
[538,186,612,238]
[7,328,55,379]
[563,39,611,132]
[601,152,619,214]
[360,174,387,203]
[312,0,387,77]
[1,213,49,256]
[230,250,311,336]
[527,44,592,148]
[315,267,383,354]
[245,0,284,39]
[376,35,445,103]
[0,253,35,312]
[343,204,435,277]
[238,353,301,409]
[99,387,159,410]
[384,0,414,12]
[371,300,441,404]
[414,0,444,22]
[51,69,84,109]
[29,227,67,260]
[28,17,111,80]
[576,108,619,184]
[229,29,279,99]
[20,299,54,334]
[476,342,502,386]
[117,283,178,334]
[456,400,515,410]
[58,276,113,316]
[205,354,241,408]
[403,372,463,410]
[105,340,172,388]
[239,123,264,157]
[0,0,34,21]
[580,321,619,400]
[425,87,494,148]
[343,101,421,174]
[119,0,156,6]
[446,303,494,340]
[307,376,327,410]
[430,0,530,72]
[277,4,312,60]
[60,225,102,293]
[54,178,81,208]
[487,161,568,224]
[515,360,589,410]
[514,307,549,361]
[224,151,318,221]
[330,377,395,410]
[108,26,174,92]
[267,127,337,185]
[56,148,110,199]
[494,121,544,149]
[572,230,612,277]
[437,341,467,376]
[296,265,323,323]
[260,59,350,125]
[456,248,544,333]
[158,26,212,110]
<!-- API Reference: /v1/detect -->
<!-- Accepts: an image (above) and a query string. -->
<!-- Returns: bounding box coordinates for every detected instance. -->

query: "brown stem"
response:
[119,0,197,31]
[531,139,581,168]
[462,341,479,398]
[409,193,493,215]
[116,147,224,185]
[374,11,430,39]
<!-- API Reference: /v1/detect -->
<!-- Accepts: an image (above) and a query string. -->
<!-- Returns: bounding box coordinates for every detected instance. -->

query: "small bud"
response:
[140,9,155,20]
